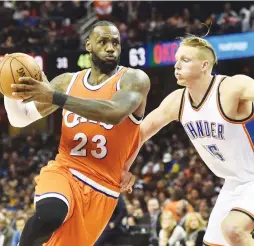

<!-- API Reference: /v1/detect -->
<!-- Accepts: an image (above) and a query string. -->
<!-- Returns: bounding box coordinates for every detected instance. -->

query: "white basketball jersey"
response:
[180,75,254,182]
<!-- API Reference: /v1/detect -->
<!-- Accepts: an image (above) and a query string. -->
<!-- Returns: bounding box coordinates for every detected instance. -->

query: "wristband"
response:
[52,91,68,108]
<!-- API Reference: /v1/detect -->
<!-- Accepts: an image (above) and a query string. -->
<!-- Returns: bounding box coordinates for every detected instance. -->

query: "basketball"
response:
[0,53,42,99]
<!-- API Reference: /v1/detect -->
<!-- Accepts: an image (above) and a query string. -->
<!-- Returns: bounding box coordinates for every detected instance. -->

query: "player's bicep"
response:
[227,75,254,102]
[111,69,150,118]
[111,89,144,116]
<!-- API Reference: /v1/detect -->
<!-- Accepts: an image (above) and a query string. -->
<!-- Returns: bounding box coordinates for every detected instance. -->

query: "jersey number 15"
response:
[203,144,225,162]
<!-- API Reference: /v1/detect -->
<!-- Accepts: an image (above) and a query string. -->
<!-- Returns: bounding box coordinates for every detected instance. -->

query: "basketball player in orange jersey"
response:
[121,36,254,246]
[4,21,150,246]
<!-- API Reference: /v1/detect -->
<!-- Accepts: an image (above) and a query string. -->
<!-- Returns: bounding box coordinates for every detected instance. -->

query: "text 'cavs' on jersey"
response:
[55,66,141,193]
[179,75,254,182]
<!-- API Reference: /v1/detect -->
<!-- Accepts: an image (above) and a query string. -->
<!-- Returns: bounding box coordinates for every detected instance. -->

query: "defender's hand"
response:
[120,170,135,194]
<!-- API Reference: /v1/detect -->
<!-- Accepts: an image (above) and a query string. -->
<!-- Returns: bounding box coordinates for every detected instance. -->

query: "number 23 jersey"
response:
[55,66,141,190]
[179,75,254,182]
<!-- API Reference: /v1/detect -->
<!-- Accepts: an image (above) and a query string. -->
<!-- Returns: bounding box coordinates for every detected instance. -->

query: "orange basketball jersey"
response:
[55,66,141,196]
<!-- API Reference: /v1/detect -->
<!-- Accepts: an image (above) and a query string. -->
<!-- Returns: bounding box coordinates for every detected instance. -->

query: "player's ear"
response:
[201,60,209,71]
[85,38,92,53]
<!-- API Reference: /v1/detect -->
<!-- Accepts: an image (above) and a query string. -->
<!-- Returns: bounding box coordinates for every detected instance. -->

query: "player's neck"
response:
[187,74,213,107]
[88,64,118,86]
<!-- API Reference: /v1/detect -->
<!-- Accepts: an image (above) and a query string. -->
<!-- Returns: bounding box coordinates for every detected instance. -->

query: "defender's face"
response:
[87,25,121,64]
[174,46,205,86]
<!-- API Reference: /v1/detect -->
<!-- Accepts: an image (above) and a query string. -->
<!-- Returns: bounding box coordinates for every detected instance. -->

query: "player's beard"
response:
[91,52,120,74]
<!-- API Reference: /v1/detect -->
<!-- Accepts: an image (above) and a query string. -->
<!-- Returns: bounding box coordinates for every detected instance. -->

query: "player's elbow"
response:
[105,115,124,125]
[104,110,127,125]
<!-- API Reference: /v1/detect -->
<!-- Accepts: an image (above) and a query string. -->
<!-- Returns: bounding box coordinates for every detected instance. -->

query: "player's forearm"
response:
[123,145,142,171]
[140,110,165,144]
[53,92,123,125]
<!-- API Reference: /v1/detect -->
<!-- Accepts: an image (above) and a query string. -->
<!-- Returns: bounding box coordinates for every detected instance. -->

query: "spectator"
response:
[240,7,250,32]
[163,187,184,217]
[158,211,186,246]
[11,216,26,246]
[175,199,193,227]
[217,3,241,33]
[94,0,112,20]
[185,212,206,246]
[0,213,14,246]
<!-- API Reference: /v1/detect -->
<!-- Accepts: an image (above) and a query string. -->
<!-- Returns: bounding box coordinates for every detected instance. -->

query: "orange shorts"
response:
[34,161,119,246]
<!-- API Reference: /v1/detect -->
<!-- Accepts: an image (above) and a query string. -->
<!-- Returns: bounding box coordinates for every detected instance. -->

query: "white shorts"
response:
[203,179,254,246]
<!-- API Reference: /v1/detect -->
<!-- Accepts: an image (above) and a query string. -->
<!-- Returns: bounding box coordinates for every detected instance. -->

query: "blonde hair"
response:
[185,212,206,233]
[180,36,217,66]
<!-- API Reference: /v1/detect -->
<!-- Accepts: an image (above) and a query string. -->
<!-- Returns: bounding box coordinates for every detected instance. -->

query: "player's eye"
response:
[99,40,106,45]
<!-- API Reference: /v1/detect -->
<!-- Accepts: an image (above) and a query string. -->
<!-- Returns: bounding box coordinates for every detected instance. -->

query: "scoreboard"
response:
[128,42,179,68]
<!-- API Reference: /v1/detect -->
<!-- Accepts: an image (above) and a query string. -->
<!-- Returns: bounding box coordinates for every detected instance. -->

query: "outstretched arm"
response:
[12,69,150,125]
[123,89,184,172]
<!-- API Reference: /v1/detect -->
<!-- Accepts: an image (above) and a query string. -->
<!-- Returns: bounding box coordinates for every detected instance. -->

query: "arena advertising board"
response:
[128,32,254,67]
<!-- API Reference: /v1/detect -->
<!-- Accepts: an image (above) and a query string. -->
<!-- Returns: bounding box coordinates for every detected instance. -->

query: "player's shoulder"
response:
[120,67,150,92]
[219,74,252,94]
[124,67,149,76]
[163,88,185,104]
[219,73,253,84]
[123,67,150,83]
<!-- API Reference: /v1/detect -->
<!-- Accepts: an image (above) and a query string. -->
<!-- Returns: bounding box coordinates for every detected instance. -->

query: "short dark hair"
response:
[88,21,118,38]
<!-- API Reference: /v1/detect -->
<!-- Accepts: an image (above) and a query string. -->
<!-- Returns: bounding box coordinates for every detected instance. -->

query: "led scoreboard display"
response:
[128,41,180,68]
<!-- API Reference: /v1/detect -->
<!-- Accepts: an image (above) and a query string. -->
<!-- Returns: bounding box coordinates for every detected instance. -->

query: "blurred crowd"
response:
[108,1,254,46]
[1,1,254,54]
[0,1,83,53]
[0,130,58,245]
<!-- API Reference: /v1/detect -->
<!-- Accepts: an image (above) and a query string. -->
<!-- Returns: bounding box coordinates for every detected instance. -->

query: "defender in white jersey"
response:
[122,36,254,246]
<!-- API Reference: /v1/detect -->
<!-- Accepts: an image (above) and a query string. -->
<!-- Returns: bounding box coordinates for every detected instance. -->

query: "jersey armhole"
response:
[62,72,80,116]
[178,88,186,122]
[65,72,80,95]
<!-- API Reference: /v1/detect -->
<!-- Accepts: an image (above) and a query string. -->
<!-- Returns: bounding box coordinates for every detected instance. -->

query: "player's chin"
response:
[177,79,186,87]
[104,59,117,65]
